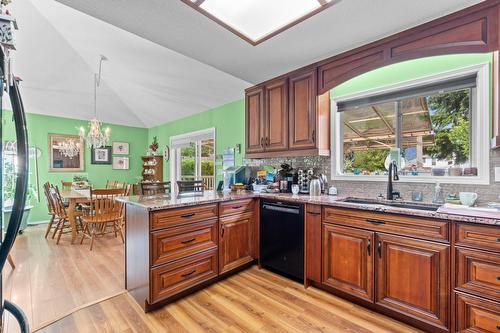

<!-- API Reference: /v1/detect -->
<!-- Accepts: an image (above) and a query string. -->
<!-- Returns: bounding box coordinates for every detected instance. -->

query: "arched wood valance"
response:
[316,1,499,94]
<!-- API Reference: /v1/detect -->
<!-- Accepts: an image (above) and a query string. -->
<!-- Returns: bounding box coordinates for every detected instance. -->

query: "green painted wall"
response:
[2,110,148,223]
[147,99,245,184]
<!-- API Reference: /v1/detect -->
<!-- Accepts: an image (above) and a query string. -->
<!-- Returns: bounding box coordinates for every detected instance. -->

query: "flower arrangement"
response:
[149,136,159,153]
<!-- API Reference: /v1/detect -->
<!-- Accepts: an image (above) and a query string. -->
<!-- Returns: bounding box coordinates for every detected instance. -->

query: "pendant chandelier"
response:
[57,138,81,159]
[79,55,111,149]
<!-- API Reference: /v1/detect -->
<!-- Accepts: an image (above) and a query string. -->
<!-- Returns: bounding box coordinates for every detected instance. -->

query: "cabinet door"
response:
[264,78,288,152]
[376,234,449,330]
[245,86,265,154]
[322,224,374,302]
[219,213,254,274]
[455,292,500,333]
[289,68,317,150]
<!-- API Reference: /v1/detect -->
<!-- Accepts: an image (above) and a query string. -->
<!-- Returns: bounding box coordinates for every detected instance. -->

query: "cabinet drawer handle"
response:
[497,276,500,281]
[260,137,264,148]
[377,240,382,258]
[181,238,196,244]
[181,270,196,278]
[307,212,321,215]
[221,224,225,238]
[366,218,386,225]
[496,324,500,330]
[180,212,195,218]
[367,239,371,256]
[497,237,500,242]
[312,129,316,143]
[232,205,243,209]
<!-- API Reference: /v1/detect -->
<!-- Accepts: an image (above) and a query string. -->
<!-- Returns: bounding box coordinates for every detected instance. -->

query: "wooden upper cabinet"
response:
[376,234,449,330]
[219,212,254,274]
[264,78,288,152]
[322,224,374,302]
[288,68,317,150]
[244,68,329,158]
[245,86,265,154]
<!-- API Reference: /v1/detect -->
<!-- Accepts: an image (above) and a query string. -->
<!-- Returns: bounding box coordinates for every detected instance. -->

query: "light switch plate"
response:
[495,167,500,182]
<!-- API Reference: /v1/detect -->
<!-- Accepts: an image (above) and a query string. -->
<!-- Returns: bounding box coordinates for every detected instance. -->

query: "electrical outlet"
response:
[495,167,500,182]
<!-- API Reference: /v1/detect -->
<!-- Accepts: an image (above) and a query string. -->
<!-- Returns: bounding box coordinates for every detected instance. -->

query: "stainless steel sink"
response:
[342,198,440,212]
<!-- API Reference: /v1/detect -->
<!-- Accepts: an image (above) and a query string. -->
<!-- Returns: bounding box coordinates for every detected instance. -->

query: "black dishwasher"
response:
[260,200,304,282]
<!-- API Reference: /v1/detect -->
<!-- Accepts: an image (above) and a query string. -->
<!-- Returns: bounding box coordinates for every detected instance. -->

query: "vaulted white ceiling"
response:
[9,0,250,127]
[8,0,484,128]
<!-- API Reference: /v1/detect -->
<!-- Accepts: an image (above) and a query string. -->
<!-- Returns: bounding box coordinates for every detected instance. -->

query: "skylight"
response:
[182,0,335,45]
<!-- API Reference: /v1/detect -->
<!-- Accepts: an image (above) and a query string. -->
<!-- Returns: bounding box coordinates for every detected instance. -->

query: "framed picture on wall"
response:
[48,134,84,172]
[112,156,129,170]
[91,146,112,165]
[112,142,129,155]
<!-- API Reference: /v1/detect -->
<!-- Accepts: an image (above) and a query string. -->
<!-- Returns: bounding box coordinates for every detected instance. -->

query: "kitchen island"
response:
[119,191,500,333]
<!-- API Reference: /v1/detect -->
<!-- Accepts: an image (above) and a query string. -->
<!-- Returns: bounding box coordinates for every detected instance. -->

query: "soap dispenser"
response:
[432,182,445,204]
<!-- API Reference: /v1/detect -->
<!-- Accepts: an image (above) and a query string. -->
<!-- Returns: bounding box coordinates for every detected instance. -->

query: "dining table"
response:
[59,188,90,244]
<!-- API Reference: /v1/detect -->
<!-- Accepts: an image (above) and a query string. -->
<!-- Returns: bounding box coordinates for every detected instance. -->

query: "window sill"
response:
[331,174,490,185]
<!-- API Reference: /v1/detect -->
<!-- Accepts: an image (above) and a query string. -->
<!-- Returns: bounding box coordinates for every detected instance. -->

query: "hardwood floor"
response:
[4,225,422,333]
[38,267,422,333]
[3,224,125,333]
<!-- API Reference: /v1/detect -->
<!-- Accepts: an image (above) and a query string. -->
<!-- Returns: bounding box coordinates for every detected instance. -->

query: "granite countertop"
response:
[117,191,500,226]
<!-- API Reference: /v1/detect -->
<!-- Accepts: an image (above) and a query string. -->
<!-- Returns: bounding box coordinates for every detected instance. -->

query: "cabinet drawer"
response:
[219,199,255,217]
[455,223,500,253]
[455,292,500,332]
[151,204,218,230]
[323,207,449,242]
[456,247,500,300]
[151,219,218,267]
[150,249,217,304]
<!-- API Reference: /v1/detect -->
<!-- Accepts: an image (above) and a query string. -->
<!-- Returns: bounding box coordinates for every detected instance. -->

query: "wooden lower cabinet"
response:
[219,212,254,274]
[150,249,218,303]
[322,224,374,302]
[455,247,500,300]
[376,234,450,330]
[455,292,500,332]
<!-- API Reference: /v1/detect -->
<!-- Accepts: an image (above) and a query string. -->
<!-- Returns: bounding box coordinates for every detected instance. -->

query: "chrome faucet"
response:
[387,160,400,200]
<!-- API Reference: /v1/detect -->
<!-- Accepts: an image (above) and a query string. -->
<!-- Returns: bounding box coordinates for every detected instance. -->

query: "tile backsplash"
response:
[244,149,500,205]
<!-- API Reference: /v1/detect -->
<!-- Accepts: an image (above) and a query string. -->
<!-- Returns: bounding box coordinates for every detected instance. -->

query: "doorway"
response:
[170,128,216,191]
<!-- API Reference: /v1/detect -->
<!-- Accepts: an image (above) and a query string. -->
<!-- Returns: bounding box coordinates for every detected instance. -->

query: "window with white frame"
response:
[331,63,490,184]
[170,128,216,190]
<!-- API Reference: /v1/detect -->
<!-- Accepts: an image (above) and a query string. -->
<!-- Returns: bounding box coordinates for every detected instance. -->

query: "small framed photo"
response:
[113,156,129,170]
[113,142,129,155]
[91,146,112,164]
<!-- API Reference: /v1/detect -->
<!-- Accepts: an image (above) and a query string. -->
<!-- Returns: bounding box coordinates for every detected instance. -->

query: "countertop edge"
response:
[117,193,500,226]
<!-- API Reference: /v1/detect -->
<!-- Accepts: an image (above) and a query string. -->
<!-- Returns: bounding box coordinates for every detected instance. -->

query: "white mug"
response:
[459,192,478,207]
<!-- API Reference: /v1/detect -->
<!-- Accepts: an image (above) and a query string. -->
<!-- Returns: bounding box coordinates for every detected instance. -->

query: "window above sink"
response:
[331,57,491,185]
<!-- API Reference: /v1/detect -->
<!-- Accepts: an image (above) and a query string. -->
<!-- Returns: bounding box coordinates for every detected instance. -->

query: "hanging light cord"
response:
[94,55,107,118]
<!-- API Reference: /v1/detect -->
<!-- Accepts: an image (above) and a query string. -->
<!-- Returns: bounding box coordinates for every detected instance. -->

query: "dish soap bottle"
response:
[432,182,445,204]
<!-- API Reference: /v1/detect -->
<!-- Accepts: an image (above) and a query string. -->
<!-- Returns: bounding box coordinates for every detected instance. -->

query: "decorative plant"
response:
[149,136,159,153]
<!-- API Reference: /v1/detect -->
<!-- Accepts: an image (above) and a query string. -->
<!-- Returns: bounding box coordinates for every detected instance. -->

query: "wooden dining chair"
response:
[141,182,171,195]
[105,180,116,189]
[50,186,73,244]
[61,181,73,190]
[43,182,57,239]
[80,188,126,250]
[114,182,126,189]
[177,180,204,195]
